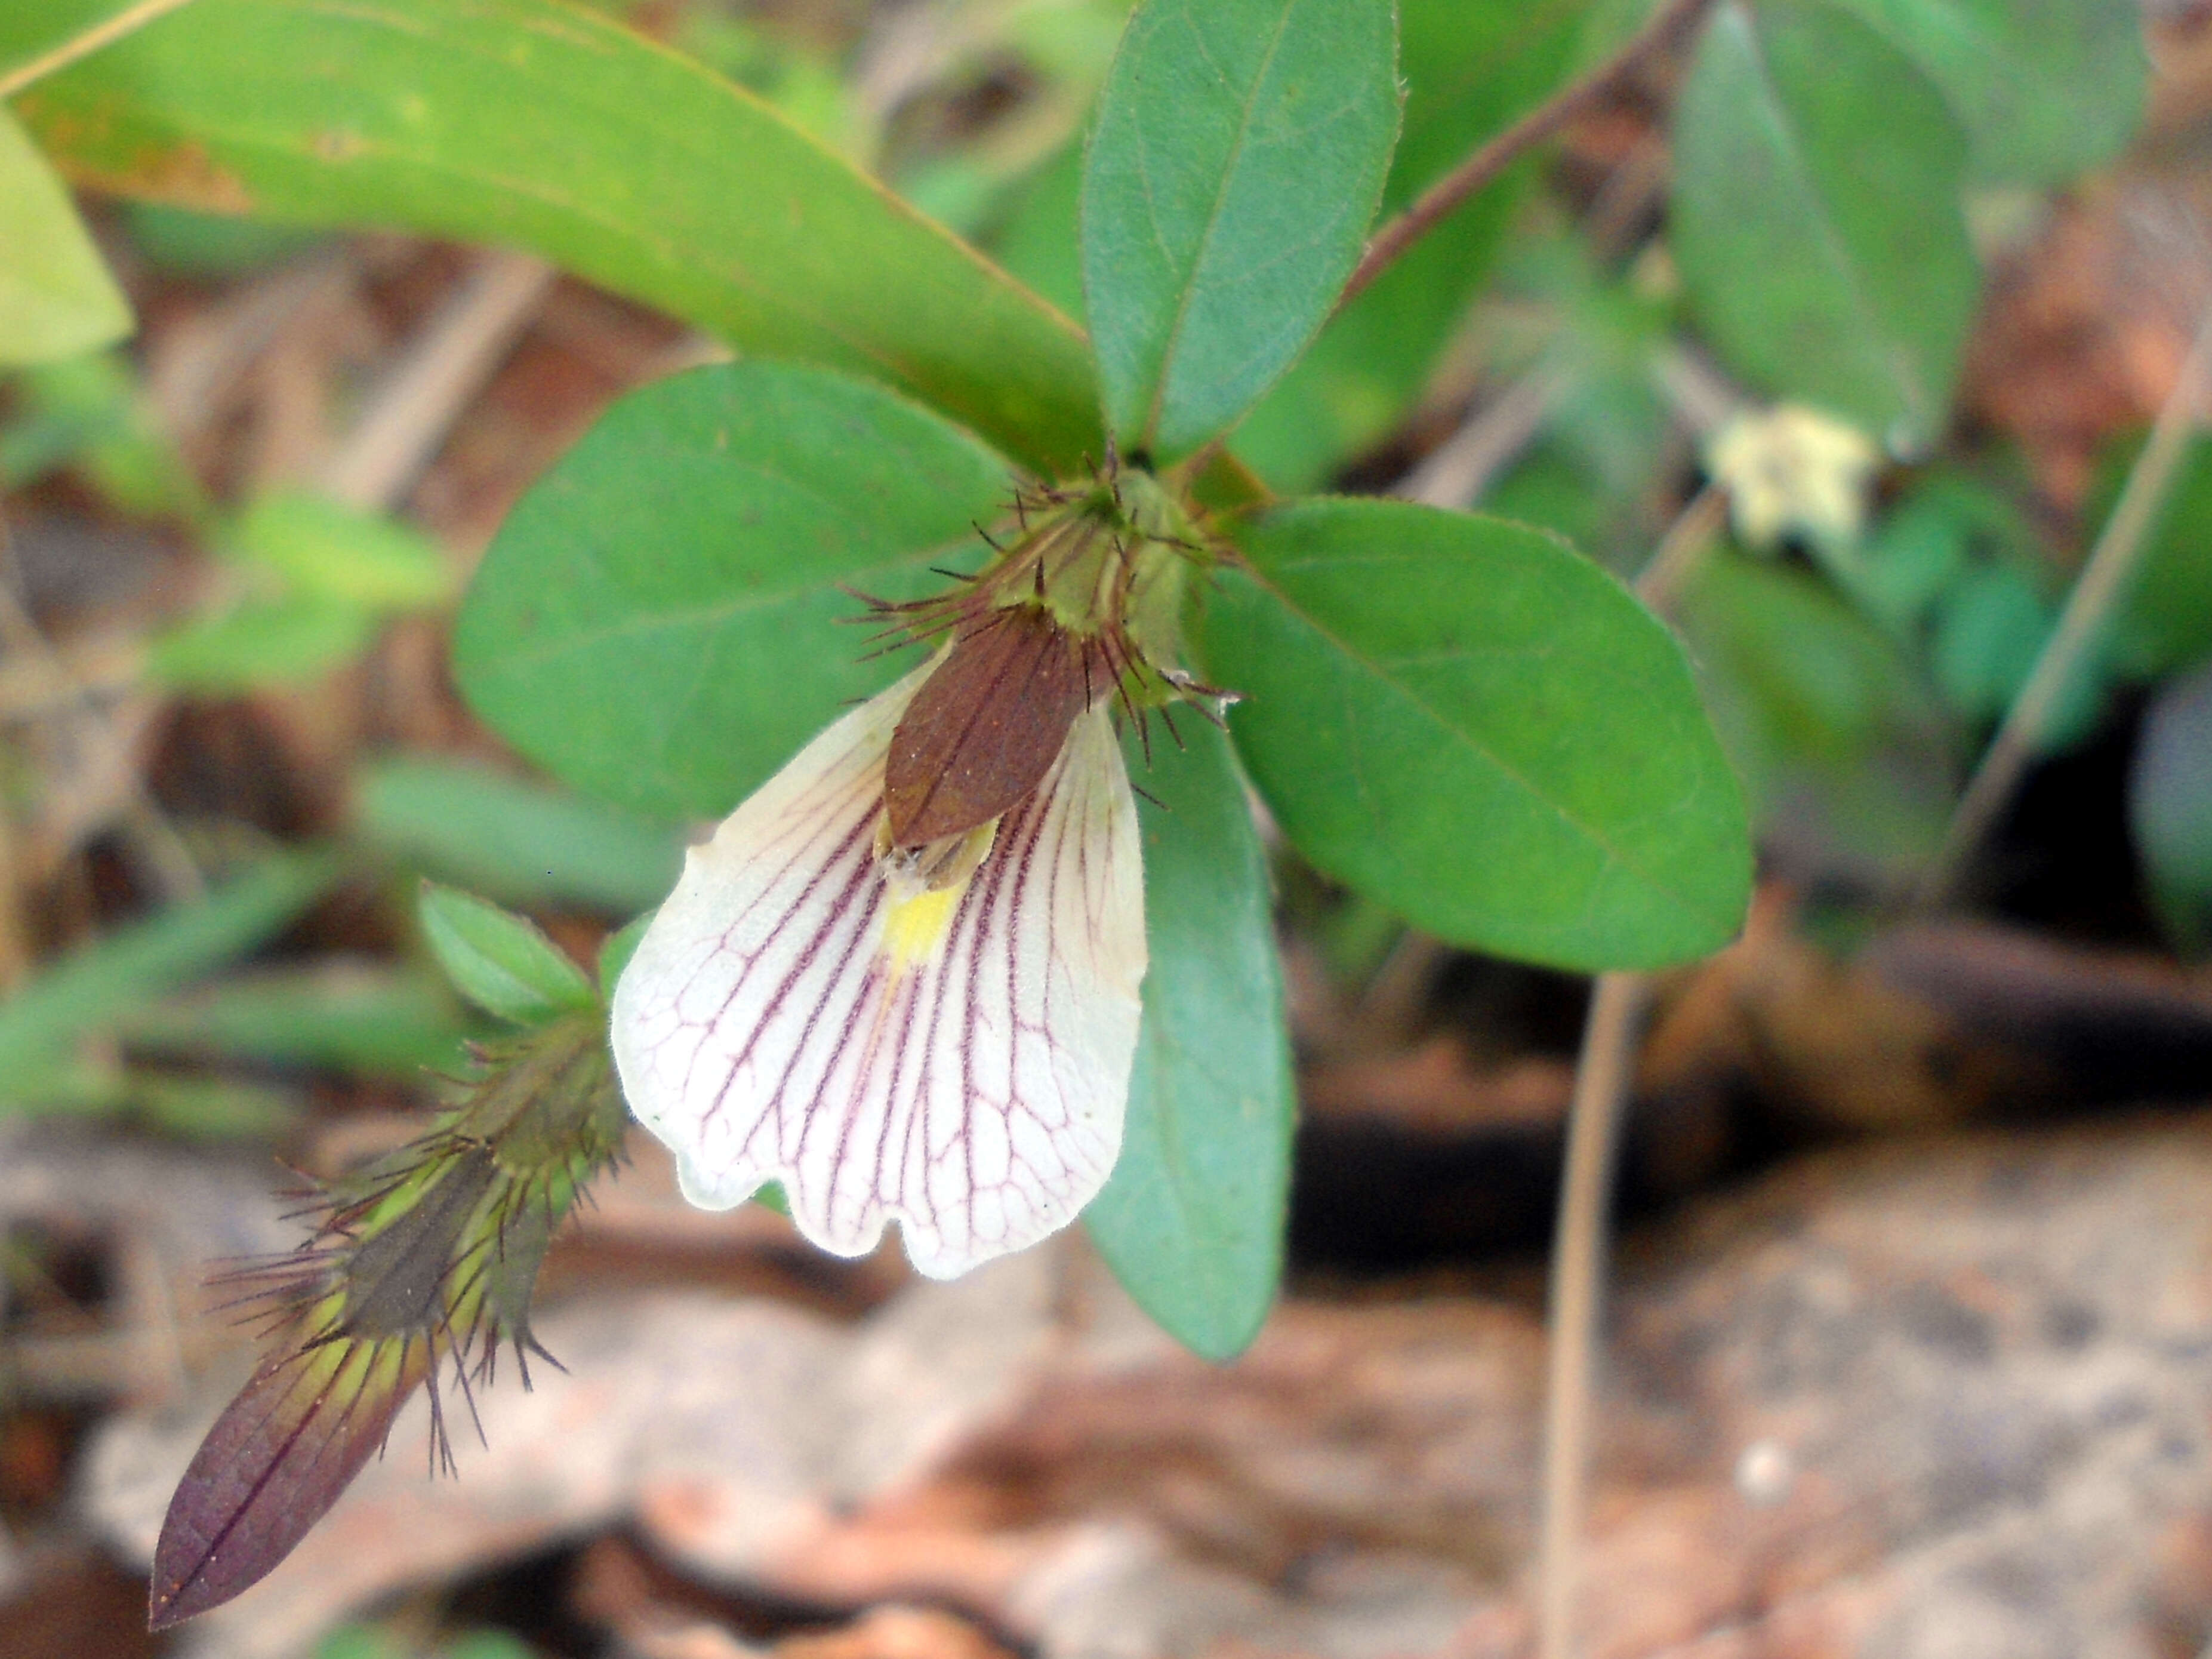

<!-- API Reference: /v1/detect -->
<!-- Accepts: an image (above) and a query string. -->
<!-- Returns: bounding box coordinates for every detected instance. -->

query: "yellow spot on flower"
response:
[882,884,963,973]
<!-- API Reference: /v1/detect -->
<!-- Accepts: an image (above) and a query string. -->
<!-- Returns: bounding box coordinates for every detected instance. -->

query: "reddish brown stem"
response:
[1337,0,1720,310]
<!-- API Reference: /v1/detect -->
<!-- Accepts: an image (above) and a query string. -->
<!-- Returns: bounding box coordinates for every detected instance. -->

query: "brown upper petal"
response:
[885,607,1092,849]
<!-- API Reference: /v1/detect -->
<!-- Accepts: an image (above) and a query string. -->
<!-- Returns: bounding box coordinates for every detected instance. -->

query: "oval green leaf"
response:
[1670,0,1978,453]
[1085,718,1292,1362]
[16,0,1096,471]
[1203,498,1752,971]
[1819,0,2145,184]
[0,106,130,365]
[452,362,1012,821]
[418,882,594,1024]
[1233,0,1588,492]
[1080,0,1399,461]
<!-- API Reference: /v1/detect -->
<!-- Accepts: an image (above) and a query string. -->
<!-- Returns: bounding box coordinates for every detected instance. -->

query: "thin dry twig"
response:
[1916,293,2212,909]
[0,515,202,901]
[1395,368,1569,512]
[1338,0,1718,310]
[0,0,199,99]
[1634,482,1726,617]
[319,248,556,512]
[0,633,140,724]
[147,247,363,444]
[1535,489,1720,1659]
[1538,969,1654,1659]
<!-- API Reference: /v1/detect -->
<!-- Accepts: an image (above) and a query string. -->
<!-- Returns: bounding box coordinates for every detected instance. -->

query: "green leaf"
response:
[1930,561,2103,750]
[0,0,196,91]
[2102,435,2212,679]
[1003,0,1589,492]
[124,202,322,275]
[1203,499,1751,969]
[121,964,472,1076]
[16,0,1097,471]
[0,849,342,1079]
[355,757,680,914]
[1085,719,1291,1361]
[2133,661,2212,954]
[1929,562,2050,721]
[1674,548,1955,870]
[1234,0,1590,492]
[1080,0,1399,460]
[596,910,652,1001]
[453,362,1011,821]
[1670,0,1977,451]
[1818,0,2145,183]
[228,491,453,611]
[129,1072,298,1140]
[1845,470,2031,635]
[146,593,377,691]
[989,144,1087,324]
[417,882,594,1025]
[0,348,200,515]
[0,106,131,365]
[1680,549,1945,767]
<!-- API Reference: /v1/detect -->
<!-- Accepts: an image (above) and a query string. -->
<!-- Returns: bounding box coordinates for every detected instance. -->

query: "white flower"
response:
[1706,403,1881,551]
[608,663,1146,1279]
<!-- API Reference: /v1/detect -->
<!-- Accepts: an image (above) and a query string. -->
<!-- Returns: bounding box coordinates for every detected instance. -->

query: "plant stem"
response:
[1915,295,2212,910]
[1634,482,1726,617]
[0,0,200,99]
[1338,0,1719,310]
[1538,968,1653,1659]
[1534,487,1718,1657]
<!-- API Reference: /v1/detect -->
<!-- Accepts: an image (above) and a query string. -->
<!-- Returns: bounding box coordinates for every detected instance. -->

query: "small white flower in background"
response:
[611,462,1214,1279]
[1705,403,1881,552]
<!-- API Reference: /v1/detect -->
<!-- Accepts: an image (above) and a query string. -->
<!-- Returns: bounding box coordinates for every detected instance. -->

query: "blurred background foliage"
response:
[0,0,2207,1650]
[0,0,2189,1272]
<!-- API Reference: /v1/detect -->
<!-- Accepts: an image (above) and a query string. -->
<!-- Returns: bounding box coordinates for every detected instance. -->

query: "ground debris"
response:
[73,1110,2212,1659]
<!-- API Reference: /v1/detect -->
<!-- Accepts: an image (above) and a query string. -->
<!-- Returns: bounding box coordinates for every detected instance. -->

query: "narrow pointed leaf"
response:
[596,911,654,1002]
[0,106,130,365]
[452,362,1013,820]
[119,965,471,1076]
[13,0,1097,470]
[1670,0,1977,452]
[1233,0,1589,491]
[355,757,681,914]
[149,1330,430,1628]
[1203,499,1752,971]
[227,491,452,611]
[0,849,341,1081]
[418,883,594,1025]
[1086,718,1292,1361]
[1080,0,1399,460]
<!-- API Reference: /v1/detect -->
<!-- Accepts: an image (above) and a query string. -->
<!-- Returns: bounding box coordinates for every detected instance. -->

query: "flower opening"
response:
[610,459,1213,1278]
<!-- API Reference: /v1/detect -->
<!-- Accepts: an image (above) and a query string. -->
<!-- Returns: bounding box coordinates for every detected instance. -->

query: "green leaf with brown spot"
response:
[14,0,1096,470]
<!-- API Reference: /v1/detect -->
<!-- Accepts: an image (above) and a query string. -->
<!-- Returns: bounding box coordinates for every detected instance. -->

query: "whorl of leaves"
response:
[149,1012,627,1629]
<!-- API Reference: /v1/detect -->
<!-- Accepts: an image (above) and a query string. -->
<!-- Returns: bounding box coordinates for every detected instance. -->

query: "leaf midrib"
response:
[1235,558,1723,930]
[1135,0,1301,448]
[1723,0,1917,428]
[479,527,982,670]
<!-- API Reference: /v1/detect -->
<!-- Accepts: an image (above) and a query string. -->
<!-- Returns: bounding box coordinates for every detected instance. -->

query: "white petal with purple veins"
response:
[609,673,1145,1279]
